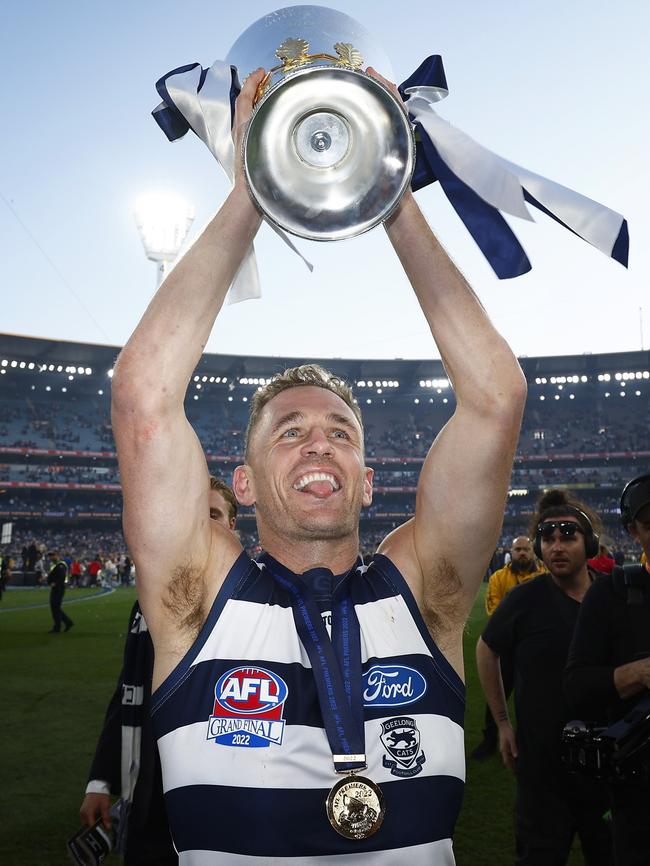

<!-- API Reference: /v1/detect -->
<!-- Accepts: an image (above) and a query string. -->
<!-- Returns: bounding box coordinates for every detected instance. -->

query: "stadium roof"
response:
[1,332,649,385]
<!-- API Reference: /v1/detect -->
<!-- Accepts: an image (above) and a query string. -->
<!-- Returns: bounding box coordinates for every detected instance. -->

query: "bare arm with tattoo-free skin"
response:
[111,70,266,689]
[369,71,527,676]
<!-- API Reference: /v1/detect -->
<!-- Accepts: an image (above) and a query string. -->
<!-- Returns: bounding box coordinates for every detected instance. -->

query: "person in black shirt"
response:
[47,550,74,633]
[564,474,650,866]
[476,489,612,866]
[79,477,238,865]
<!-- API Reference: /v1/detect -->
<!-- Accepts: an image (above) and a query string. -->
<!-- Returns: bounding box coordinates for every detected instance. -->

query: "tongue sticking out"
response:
[301,480,335,498]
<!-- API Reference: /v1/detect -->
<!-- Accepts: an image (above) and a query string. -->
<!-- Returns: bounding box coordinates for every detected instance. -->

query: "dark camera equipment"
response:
[562,693,650,783]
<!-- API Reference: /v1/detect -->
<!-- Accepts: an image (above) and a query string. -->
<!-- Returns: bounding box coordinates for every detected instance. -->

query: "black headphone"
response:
[533,506,600,559]
[620,473,650,530]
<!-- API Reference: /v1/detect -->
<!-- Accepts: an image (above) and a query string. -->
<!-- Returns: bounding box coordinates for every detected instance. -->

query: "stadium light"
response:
[134,193,195,287]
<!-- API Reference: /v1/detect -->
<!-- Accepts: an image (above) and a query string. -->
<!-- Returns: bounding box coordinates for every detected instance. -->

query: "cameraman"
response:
[476,490,612,865]
[565,474,650,866]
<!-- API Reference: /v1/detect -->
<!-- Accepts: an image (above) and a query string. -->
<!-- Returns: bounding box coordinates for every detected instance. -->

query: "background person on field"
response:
[476,490,612,865]
[47,550,74,633]
[79,476,237,866]
[565,473,650,866]
[471,536,546,760]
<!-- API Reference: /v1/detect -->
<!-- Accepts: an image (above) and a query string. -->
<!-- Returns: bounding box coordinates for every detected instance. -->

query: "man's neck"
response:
[549,564,591,601]
[259,533,360,576]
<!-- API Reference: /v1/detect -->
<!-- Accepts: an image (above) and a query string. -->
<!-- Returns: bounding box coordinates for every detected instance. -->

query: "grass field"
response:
[0,585,584,865]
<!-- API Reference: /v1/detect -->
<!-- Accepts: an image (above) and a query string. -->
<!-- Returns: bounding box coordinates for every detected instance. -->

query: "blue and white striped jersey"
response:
[152,551,465,864]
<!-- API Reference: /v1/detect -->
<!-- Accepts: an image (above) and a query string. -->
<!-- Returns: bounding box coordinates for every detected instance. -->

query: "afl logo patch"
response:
[207,666,288,748]
[362,665,427,707]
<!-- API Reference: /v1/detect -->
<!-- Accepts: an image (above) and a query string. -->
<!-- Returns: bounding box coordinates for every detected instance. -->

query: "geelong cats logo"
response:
[381,717,426,777]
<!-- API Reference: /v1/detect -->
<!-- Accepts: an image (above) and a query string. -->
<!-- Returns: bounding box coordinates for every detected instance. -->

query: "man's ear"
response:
[362,466,374,508]
[233,465,255,507]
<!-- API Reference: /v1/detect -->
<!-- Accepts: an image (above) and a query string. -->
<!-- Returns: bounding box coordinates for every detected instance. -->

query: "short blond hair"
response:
[244,364,362,458]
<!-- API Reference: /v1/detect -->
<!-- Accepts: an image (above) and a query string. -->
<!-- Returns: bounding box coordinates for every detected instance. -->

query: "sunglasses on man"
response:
[538,521,585,541]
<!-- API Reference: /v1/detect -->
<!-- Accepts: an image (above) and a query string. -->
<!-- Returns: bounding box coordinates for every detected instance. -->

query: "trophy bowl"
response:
[227,5,414,241]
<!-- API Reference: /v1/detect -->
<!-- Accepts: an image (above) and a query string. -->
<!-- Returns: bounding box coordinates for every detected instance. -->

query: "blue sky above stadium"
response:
[1,0,648,360]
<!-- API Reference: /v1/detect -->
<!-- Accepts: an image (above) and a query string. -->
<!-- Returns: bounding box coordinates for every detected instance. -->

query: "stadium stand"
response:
[1,334,648,579]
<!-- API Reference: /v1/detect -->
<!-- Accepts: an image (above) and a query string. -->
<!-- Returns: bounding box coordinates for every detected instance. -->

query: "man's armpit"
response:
[162,562,208,640]
[422,556,465,640]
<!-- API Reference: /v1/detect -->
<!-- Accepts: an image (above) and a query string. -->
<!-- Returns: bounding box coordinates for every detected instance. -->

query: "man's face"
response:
[539,514,587,581]
[629,503,650,561]
[209,490,236,531]
[510,537,534,571]
[235,386,373,543]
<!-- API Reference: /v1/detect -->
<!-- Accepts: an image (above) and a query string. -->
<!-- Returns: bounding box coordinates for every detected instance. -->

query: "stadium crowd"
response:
[1,374,647,571]
[1,389,649,455]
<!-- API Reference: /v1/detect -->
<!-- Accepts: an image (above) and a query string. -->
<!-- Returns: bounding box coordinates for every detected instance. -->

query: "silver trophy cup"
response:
[226,5,415,241]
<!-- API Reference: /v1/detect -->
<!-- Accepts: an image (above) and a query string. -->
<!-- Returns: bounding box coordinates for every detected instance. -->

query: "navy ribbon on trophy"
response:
[152,53,628,298]
[400,55,629,279]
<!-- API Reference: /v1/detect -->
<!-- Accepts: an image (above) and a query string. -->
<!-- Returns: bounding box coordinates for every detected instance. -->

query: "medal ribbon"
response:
[266,563,366,774]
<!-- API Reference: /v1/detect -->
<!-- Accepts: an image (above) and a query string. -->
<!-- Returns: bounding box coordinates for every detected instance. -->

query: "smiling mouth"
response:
[293,471,341,498]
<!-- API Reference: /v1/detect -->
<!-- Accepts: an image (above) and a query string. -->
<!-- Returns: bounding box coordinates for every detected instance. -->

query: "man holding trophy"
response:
[112,48,526,858]
[111,0,566,854]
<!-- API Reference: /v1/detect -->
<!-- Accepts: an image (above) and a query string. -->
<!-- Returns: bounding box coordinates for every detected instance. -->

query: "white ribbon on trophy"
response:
[152,6,627,302]
[156,60,314,304]
[404,90,626,258]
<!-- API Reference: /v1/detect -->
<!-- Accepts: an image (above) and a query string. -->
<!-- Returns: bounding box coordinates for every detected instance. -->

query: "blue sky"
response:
[1,0,648,360]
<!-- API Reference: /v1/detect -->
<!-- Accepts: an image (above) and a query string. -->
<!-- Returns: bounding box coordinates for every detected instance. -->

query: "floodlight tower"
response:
[134,194,195,286]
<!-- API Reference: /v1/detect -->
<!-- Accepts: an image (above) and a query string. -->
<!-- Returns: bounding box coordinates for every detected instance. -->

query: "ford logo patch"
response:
[362,665,427,707]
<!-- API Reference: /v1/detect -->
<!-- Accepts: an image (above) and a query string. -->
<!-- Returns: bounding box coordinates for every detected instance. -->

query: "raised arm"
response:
[112,71,264,666]
[378,187,526,633]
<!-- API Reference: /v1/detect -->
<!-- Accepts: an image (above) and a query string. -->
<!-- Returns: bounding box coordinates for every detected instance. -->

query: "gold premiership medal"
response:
[326,774,386,840]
